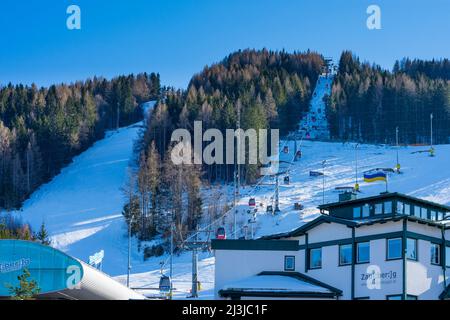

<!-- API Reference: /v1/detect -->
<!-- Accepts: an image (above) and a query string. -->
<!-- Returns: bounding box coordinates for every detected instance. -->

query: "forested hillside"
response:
[128,49,324,245]
[326,52,450,144]
[0,73,160,210]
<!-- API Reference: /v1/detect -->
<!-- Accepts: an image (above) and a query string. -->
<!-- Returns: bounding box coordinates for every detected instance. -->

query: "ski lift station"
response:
[212,192,450,300]
[0,240,145,300]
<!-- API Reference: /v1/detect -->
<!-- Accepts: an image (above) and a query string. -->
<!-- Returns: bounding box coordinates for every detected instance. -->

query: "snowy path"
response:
[298,74,333,140]
[13,96,450,299]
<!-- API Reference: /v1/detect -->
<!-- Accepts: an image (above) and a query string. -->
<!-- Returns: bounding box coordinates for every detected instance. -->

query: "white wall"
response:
[407,239,447,299]
[407,222,442,238]
[305,245,352,299]
[307,222,351,243]
[355,221,402,237]
[354,239,403,299]
[214,249,299,299]
[214,219,449,300]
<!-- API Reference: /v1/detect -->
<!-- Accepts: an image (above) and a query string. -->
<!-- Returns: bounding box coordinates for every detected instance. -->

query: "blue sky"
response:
[0,0,449,88]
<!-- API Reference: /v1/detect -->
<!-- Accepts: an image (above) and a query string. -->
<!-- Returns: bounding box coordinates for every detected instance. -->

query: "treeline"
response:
[0,213,50,244]
[326,51,450,144]
[127,49,323,247]
[0,73,160,210]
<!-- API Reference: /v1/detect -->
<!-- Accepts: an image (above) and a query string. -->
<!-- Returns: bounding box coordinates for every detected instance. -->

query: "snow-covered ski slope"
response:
[15,123,143,267]
[236,141,450,239]
[12,92,450,299]
[298,74,332,140]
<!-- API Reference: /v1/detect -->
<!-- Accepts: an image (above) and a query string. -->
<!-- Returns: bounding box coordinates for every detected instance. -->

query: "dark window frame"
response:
[430,243,441,266]
[446,246,450,268]
[406,238,418,261]
[309,247,322,270]
[356,241,370,264]
[386,294,402,300]
[284,255,296,271]
[339,244,353,266]
[386,237,402,261]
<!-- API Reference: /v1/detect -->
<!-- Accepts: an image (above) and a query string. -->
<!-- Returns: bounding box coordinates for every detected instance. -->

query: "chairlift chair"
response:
[216,227,226,240]
[294,203,304,211]
[159,275,172,292]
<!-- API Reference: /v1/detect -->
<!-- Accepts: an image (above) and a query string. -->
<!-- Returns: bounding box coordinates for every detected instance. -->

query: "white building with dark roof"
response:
[212,192,450,300]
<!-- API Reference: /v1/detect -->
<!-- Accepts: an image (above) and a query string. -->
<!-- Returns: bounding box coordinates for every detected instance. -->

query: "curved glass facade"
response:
[0,240,84,297]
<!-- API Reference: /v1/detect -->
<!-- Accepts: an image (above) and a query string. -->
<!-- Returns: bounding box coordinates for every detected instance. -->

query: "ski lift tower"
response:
[323,57,333,76]
[184,228,213,299]
[184,239,210,299]
[263,165,289,214]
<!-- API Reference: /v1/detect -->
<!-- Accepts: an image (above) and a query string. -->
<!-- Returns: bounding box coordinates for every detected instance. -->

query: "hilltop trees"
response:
[140,49,323,185]
[326,52,450,144]
[0,73,160,210]
[123,49,323,249]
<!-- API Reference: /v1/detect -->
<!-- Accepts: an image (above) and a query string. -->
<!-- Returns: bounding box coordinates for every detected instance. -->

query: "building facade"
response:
[212,193,450,300]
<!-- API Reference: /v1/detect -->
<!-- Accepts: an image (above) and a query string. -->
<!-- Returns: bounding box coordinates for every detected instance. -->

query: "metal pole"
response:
[355,144,359,191]
[169,223,173,299]
[275,175,280,213]
[235,101,241,239]
[430,113,433,148]
[127,219,132,288]
[322,160,326,205]
[233,170,238,240]
[395,127,401,173]
[191,229,199,298]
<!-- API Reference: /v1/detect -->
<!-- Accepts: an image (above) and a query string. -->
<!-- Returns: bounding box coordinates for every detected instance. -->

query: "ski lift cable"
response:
[159,171,271,271]
[160,135,296,270]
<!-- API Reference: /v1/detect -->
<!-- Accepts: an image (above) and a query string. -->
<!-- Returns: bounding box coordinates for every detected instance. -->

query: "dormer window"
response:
[430,211,436,221]
[396,201,404,214]
[421,207,428,219]
[362,204,370,218]
[353,207,361,219]
[374,203,383,215]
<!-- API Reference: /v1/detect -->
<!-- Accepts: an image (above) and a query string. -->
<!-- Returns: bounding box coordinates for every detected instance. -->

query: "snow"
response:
[297,74,332,140]
[222,274,331,293]
[11,85,450,300]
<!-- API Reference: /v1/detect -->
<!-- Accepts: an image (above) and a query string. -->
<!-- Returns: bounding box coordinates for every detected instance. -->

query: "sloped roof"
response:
[261,213,449,240]
[318,192,450,212]
[219,271,342,299]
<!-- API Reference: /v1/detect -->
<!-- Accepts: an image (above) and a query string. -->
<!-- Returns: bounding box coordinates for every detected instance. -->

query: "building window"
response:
[404,204,411,215]
[386,295,402,300]
[362,204,370,218]
[387,238,402,260]
[406,238,417,260]
[339,244,352,266]
[309,248,322,269]
[357,242,370,264]
[384,202,392,214]
[374,203,383,215]
[446,246,450,267]
[387,295,417,300]
[430,211,436,221]
[414,206,420,218]
[396,201,404,214]
[437,212,444,221]
[353,207,361,219]
[421,207,428,219]
[430,243,440,265]
[284,256,295,271]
